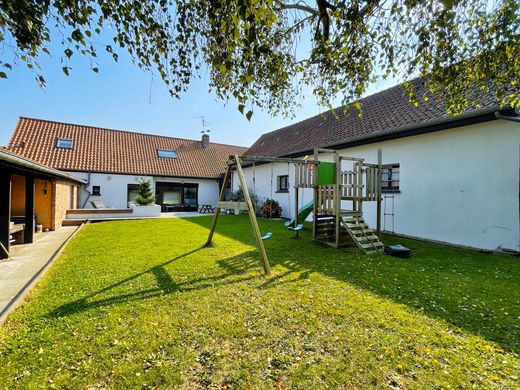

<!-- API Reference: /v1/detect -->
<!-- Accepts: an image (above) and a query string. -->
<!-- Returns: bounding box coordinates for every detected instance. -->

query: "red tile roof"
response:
[246,79,504,157]
[7,118,247,178]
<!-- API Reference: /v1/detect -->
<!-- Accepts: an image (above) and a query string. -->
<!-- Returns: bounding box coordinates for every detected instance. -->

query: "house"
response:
[0,148,85,259]
[234,81,520,252]
[7,118,247,212]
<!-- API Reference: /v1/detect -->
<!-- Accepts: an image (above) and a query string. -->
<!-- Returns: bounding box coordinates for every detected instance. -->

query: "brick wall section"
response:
[51,180,79,230]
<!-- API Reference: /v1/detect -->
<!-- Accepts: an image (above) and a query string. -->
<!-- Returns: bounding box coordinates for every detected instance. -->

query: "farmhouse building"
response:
[235,82,520,252]
[7,118,246,213]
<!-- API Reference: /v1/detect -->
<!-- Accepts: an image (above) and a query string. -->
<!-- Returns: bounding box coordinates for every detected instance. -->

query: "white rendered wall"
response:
[231,163,314,219]
[237,120,520,251]
[67,172,220,210]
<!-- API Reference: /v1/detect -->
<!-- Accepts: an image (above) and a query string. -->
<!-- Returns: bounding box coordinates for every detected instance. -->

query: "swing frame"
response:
[205,155,319,276]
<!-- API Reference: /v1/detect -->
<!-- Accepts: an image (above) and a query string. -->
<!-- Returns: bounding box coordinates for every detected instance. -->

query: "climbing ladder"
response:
[340,212,384,255]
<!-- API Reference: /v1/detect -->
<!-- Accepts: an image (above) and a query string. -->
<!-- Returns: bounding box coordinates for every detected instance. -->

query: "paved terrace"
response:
[0,226,80,324]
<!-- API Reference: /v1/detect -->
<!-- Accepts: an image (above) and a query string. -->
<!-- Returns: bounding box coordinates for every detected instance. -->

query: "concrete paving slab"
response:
[0,226,80,324]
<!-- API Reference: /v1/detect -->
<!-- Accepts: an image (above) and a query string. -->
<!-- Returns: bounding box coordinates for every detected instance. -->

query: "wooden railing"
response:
[295,163,315,188]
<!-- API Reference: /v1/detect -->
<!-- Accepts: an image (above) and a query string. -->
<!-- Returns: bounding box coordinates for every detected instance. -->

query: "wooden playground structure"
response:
[206,150,384,275]
[304,148,384,254]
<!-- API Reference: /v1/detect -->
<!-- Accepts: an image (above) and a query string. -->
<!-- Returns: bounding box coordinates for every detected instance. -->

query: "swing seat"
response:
[286,224,304,232]
[261,232,273,240]
[284,220,292,228]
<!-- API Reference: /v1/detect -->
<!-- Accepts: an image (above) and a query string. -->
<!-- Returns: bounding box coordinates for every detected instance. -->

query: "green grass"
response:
[0,215,518,389]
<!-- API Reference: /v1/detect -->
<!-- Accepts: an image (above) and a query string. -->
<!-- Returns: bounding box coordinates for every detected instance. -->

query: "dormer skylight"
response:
[56,138,74,149]
[157,149,178,159]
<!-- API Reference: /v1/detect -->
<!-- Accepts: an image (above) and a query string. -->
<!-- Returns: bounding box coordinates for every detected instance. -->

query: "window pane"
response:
[157,149,177,158]
[163,190,181,205]
[127,184,139,202]
[184,187,197,205]
[278,175,289,190]
[56,138,74,149]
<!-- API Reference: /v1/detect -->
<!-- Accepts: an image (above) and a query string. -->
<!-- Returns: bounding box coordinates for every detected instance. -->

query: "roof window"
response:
[56,138,74,149]
[157,149,178,159]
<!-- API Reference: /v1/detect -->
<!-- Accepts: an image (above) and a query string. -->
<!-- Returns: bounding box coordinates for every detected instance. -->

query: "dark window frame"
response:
[381,164,400,193]
[92,185,101,196]
[277,175,289,192]
[127,183,139,204]
[155,182,199,211]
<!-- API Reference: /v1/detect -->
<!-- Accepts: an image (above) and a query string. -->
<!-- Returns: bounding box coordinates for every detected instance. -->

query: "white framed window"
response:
[56,138,74,149]
[157,149,178,158]
[381,164,400,192]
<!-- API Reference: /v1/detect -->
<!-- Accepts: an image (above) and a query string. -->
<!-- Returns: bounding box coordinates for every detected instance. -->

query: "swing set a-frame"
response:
[205,155,319,276]
[206,150,385,276]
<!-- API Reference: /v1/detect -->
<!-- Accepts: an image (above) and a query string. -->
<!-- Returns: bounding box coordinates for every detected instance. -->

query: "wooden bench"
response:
[9,224,25,244]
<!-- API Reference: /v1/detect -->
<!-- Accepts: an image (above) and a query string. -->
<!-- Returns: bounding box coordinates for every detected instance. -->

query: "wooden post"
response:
[376,148,382,236]
[294,185,299,237]
[235,156,271,275]
[0,171,11,259]
[24,175,35,244]
[334,153,341,248]
[357,162,363,213]
[206,162,233,246]
[312,147,319,240]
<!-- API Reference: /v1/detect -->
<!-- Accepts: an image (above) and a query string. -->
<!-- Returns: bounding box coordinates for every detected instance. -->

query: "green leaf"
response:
[0,72,7,79]
[62,67,70,76]
[219,64,227,74]
[64,48,73,58]
[246,110,253,121]
[238,104,245,114]
[92,67,99,73]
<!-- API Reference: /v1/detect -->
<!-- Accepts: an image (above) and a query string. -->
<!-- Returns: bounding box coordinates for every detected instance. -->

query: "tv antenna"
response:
[194,116,211,135]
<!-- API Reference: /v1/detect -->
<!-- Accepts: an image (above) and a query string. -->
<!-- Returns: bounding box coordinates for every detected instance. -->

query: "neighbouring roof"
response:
[7,118,247,178]
[246,79,507,157]
[0,148,85,183]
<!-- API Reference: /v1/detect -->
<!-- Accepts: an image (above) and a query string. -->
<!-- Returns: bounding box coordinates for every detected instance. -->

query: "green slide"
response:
[284,200,314,230]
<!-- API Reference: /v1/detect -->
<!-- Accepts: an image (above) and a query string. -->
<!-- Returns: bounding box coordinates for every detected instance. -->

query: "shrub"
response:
[134,178,155,205]
[260,198,282,218]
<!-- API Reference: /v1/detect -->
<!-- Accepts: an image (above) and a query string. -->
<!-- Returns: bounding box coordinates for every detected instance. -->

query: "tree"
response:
[134,178,155,206]
[0,1,518,116]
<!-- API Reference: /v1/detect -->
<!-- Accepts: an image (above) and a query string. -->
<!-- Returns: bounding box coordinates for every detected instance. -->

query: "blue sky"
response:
[0,38,396,148]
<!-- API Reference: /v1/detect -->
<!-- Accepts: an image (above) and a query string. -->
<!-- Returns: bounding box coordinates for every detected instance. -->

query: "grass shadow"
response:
[49,247,260,318]
[186,215,520,354]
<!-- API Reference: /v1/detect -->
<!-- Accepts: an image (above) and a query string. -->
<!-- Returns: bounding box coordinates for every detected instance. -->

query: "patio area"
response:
[0,225,80,323]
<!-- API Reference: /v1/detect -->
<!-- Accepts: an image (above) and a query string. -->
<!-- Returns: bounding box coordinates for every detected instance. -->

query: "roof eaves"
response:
[0,149,86,184]
[279,105,502,158]
[62,168,222,180]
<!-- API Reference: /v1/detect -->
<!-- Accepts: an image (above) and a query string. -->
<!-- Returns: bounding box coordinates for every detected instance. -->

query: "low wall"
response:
[66,204,161,220]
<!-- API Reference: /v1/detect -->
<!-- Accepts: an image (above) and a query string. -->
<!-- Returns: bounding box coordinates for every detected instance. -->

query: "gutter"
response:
[0,149,85,184]
[81,172,93,209]
[495,110,520,123]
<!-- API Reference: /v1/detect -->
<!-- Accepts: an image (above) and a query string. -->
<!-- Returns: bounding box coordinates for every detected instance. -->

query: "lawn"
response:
[0,215,518,389]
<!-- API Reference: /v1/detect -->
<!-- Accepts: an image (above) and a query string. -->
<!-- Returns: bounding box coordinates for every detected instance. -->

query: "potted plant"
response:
[131,178,161,217]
